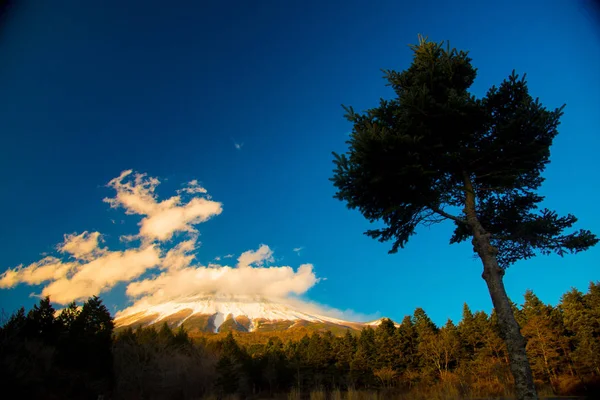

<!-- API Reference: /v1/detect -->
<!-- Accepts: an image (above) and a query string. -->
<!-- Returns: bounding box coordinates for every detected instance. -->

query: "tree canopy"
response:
[331,35,597,267]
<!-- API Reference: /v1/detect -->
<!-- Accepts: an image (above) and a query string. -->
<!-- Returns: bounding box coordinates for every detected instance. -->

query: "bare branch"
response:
[428,205,467,225]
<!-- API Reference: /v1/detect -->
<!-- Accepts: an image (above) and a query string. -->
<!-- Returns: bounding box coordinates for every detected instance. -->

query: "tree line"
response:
[0,296,113,399]
[1,282,599,399]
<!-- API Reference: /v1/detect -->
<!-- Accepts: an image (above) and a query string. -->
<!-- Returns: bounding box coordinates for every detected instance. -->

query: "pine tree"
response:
[70,296,114,397]
[413,308,438,338]
[0,306,26,339]
[330,35,598,400]
[25,296,58,343]
[559,288,599,377]
[374,318,400,369]
[397,315,419,374]
[458,303,479,361]
[438,319,461,374]
[413,308,439,380]
[56,301,80,333]
[173,324,191,348]
[520,290,563,385]
[216,332,246,394]
[335,329,357,383]
[158,322,175,344]
[350,328,377,387]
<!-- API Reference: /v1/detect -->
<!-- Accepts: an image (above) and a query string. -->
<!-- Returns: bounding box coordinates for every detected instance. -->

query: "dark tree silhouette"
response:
[25,296,58,343]
[330,35,598,400]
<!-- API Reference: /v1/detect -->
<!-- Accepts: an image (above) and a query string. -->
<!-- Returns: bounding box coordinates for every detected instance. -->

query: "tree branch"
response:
[428,205,467,225]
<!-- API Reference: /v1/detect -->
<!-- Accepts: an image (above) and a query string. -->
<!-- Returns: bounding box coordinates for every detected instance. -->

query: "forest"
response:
[1,283,599,400]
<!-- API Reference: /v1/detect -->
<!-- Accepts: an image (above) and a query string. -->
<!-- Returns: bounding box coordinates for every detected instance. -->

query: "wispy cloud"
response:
[1,239,161,304]
[237,244,273,268]
[234,142,243,150]
[42,246,160,304]
[293,246,304,255]
[59,231,103,261]
[104,170,222,242]
[0,257,77,289]
[284,297,381,323]
[223,254,234,259]
[177,179,208,195]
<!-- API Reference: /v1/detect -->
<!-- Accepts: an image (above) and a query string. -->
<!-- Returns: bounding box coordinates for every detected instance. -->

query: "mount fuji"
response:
[114,294,392,334]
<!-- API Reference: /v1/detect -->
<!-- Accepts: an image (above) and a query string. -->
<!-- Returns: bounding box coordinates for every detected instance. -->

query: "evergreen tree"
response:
[69,296,114,397]
[320,330,338,387]
[413,308,438,379]
[560,284,600,377]
[56,301,80,333]
[350,328,377,387]
[25,296,58,343]
[335,329,357,384]
[330,35,598,400]
[458,304,481,363]
[216,332,252,395]
[584,282,600,344]
[438,319,460,374]
[173,324,192,348]
[413,308,438,338]
[374,318,401,370]
[520,290,563,385]
[0,306,26,339]
[158,322,175,344]
[216,332,242,394]
[397,315,419,373]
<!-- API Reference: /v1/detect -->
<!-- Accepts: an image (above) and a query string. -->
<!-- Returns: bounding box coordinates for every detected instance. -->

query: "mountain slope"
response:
[114,295,391,334]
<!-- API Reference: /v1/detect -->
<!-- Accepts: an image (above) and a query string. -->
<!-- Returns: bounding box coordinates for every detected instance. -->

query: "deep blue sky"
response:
[1,0,599,326]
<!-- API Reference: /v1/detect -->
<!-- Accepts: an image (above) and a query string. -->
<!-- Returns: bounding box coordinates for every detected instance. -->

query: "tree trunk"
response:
[480,252,538,400]
[463,172,538,400]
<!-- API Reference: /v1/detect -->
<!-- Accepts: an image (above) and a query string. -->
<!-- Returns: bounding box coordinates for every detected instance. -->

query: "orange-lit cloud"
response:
[0,171,322,310]
[104,170,222,242]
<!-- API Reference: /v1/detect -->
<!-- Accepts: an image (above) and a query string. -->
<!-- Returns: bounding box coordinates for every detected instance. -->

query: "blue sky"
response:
[0,0,599,326]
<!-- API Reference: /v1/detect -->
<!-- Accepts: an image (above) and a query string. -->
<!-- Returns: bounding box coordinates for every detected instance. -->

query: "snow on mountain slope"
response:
[114,294,359,332]
[366,318,401,328]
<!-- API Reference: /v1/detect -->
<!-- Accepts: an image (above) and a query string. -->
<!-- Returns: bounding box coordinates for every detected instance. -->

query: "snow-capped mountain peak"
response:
[115,294,361,333]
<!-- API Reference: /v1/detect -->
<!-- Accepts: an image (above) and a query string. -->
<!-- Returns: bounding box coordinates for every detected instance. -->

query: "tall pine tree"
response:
[330,36,598,400]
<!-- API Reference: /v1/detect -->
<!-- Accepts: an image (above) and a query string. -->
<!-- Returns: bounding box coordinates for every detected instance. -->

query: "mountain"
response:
[114,294,393,335]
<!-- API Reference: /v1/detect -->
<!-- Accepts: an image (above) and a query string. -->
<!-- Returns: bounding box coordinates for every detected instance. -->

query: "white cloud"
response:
[104,170,223,242]
[293,246,304,255]
[214,256,221,261]
[162,238,197,271]
[237,244,273,268]
[123,244,319,308]
[234,142,243,150]
[0,257,76,289]
[1,241,160,304]
[41,245,161,304]
[59,231,103,261]
[223,254,234,258]
[177,179,208,195]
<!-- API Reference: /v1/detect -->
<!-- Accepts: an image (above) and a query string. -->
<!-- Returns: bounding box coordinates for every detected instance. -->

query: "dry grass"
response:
[330,388,343,400]
[287,388,301,400]
[310,389,327,400]
[266,387,586,400]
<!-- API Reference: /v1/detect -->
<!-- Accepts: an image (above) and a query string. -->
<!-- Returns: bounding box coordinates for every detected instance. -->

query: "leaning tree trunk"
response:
[463,172,538,400]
